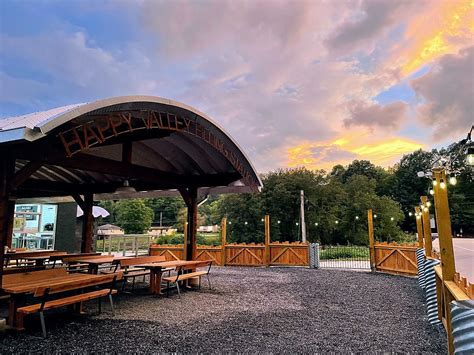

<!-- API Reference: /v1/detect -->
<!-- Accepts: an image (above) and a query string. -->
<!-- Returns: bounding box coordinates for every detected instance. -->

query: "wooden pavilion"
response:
[0,96,262,287]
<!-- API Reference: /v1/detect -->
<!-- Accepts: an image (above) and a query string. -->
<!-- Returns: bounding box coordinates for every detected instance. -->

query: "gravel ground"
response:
[0,267,446,353]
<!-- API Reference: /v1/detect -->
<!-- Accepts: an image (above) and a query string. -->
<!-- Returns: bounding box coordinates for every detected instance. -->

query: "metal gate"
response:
[315,244,370,270]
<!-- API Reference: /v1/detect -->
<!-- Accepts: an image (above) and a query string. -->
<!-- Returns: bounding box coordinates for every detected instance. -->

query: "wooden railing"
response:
[150,241,309,267]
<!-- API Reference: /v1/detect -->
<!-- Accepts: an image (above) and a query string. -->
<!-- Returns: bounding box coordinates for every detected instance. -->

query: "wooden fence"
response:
[150,241,309,267]
[373,242,418,276]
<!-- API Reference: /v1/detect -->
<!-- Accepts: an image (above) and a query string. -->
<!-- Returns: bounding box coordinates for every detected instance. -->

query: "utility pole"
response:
[300,190,306,243]
[159,212,162,227]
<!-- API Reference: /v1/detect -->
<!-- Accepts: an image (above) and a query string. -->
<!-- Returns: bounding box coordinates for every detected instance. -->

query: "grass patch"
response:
[320,246,369,260]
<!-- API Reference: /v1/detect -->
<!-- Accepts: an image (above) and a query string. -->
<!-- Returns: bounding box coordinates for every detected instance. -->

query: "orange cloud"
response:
[400,0,474,75]
[287,133,424,171]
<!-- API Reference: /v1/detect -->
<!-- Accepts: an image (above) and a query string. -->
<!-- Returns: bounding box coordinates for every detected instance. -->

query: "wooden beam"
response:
[72,193,85,211]
[10,161,42,189]
[0,158,15,289]
[421,196,432,257]
[81,192,94,253]
[367,209,375,272]
[180,187,197,261]
[5,200,15,248]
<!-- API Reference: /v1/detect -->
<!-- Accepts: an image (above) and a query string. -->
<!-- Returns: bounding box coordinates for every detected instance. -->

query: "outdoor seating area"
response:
[0,249,213,337]
[0,267,447,353]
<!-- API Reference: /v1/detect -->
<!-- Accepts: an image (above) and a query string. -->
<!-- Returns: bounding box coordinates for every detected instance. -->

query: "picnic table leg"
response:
[156,270,164,295]
[149,270,155,294]
[8,294,26,330]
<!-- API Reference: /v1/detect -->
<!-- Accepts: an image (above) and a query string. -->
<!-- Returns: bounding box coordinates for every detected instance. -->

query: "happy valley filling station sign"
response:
[58,111,256,185]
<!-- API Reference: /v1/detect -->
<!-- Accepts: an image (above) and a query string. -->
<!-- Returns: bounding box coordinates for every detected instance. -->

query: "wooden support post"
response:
[0,159,15,289]
[264,215,270,267]
[421,196,432,257]
[221,217,227,266]
[180,187,197,261]
[5,200,15,248]
[415,206,424,249]
[81,192,94,253]
[432,169,456,354]
[367,209,376,272]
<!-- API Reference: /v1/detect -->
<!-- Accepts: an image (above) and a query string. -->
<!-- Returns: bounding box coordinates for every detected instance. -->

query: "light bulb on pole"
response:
[440,179,446,189]
[449,176,457,185]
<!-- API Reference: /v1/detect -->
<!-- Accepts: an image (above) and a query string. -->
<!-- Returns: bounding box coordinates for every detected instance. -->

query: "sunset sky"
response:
[1,0,473,172]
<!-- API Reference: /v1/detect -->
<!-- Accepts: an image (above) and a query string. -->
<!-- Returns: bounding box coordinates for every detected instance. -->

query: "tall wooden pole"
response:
[264,214,270,267]
[221,217,227,266]
[81,192,94,253]
[300,190,306,243]
[432,169,456,355]
[415,206,424,249]
[420,196,432,257]
[367,209,375,272]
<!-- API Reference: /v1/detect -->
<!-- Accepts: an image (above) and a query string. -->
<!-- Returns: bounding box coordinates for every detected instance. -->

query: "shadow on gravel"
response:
[0,267,447,353]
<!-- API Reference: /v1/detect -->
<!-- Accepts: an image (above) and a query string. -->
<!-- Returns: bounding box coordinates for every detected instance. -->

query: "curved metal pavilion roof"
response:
[0,96,262,200]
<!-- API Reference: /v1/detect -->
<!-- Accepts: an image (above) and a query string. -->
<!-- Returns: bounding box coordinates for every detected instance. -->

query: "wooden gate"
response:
[269,242,308,266]
[373,243,418,276]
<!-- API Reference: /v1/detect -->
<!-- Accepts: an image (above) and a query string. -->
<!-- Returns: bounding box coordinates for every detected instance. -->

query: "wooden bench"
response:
[16,273,122,337]
[63,254,109,273]
[50,252,101,269]
[113,256,168,290]
[162,261,212,298]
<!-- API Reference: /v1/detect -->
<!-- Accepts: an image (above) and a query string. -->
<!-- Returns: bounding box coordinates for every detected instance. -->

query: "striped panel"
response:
[416,248,426,288]
[451,300,474,354]
[424,258,441,325]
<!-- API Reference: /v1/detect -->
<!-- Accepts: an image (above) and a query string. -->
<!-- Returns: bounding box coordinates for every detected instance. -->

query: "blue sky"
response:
[1,0,472,172]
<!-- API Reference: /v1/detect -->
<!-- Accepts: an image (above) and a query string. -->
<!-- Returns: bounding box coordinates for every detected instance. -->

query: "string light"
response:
[432,180,438,186]
[409,212,413,216]
[244,221,248,225]
[296,222,299,226]
[390,217,394,221]
[277,220,281,224]
[429,189,434,195]
[426,201,431,207]
[335,220,339,224]
[228,221,232,225]
[355,216,359,220]
[440,179,446,189]
[314,222,318,226]
[449,176,457,186]
[261,218,264,222]
[373,214,377,219]
[423,207,428,212]
[416,215,421,220]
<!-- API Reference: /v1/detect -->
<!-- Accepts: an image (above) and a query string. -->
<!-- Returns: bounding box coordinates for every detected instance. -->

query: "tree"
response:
[144,197,185,227]
[115,199,154,234]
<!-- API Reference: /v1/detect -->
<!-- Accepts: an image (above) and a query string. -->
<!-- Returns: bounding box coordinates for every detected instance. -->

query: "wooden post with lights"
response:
[432,168,456,354]
[415,206,424,249]
[221,217,227,266]
[264,215,271,267]
[420,196,432,257]
[367,209,375,272]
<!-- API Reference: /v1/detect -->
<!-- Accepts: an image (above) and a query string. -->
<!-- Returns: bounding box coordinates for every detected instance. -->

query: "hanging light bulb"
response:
[355,216,359,220]
[449,176,457,185]
[440,179,446,189]
[314,222,318,226]
[409,212,413,217]
[296,222,299,226]
[335,220,339,224]
[466,147,474,166]
[261,218,264,222]
[390,217,394,221]
[416,215,421,220]
[429,189,434,195]
[277,220,281,224]
[432,180,438,186]
[244,221,248,225]
[373,214,377,219]
[420,203,425,209]
[426,201,431,207]
[228,221,232,225]
[423,207,428,212]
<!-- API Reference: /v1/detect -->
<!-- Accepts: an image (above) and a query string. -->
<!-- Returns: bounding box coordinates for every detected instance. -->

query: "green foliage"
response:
[115,199,154,234]
[144,197,185,227]
[155,233,221,246]
[319,246,369,260]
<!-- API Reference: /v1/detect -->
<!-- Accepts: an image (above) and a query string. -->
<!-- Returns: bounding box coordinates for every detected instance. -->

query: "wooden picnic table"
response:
[66,255,132,274]
[20,252,68,267]
[136,260,207,295]
[1,269,110,329]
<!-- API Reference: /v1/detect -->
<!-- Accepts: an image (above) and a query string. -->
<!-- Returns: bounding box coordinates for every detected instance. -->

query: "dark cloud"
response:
[344,100,407,130]
[324,0,418,56]
[410,46,474,140]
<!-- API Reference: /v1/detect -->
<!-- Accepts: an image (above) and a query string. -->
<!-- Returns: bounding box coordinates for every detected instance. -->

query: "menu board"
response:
[15,205,38,220]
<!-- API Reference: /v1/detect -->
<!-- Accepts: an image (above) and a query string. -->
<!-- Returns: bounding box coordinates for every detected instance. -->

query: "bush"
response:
[155,233,221,246]
[320,246,369,260]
